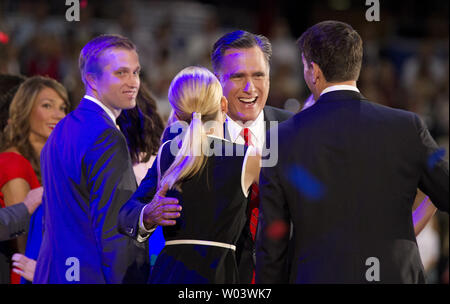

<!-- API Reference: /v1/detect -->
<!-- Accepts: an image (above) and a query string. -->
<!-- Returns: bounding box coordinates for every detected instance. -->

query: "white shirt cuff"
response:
[137,204,156,242]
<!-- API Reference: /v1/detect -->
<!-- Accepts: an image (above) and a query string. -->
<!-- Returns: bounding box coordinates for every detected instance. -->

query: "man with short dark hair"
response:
[211,30,293,283]
[256,20,449,284]
[34,34,179,283]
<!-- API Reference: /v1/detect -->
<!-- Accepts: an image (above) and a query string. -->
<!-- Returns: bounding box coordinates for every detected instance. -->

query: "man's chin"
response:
[123,100,137,109]
[232,111,259,124]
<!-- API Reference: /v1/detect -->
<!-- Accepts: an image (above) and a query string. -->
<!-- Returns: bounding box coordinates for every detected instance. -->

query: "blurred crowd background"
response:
[0,0,448,283]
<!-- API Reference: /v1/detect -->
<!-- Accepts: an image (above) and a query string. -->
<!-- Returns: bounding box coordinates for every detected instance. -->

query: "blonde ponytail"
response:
[159,67,222,190]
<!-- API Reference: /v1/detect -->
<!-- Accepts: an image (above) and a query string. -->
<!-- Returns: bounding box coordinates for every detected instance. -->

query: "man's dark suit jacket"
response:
[0,203,29,241]
[118,105,292,283]
[256,90,449,283]
[34,98,149,284]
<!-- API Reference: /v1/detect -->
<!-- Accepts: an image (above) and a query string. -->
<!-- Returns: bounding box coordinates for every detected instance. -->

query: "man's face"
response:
[218,46,270,124]
[93,48,140,113]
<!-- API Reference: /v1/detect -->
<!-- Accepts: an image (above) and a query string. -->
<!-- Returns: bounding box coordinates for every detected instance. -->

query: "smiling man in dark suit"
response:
[211,30,293,283]
[34,35,179,284]
[256,20,449,284]
[118,30,293,284]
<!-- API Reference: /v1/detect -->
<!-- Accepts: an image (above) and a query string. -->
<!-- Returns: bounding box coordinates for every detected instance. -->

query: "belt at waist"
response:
[165,239,236,251]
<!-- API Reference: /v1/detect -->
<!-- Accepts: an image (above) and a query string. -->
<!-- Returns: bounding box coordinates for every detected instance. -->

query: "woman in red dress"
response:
[0,76,70,284]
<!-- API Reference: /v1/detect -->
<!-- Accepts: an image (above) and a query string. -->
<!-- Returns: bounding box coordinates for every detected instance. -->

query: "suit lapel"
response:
[78,98,117,129]
[223,121,232,141]
[263,108,272,133]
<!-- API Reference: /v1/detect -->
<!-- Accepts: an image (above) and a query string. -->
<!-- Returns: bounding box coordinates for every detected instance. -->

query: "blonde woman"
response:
[148,66,261,283]
[0,76,70,283]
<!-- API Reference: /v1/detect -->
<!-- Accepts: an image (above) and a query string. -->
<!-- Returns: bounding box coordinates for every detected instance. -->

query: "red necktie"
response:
[243,127,251,147]
[242,128,259,284]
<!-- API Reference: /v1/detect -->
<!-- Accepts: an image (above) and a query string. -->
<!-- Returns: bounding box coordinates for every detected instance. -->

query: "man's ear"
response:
[311,62,323,85]
[221,96,228,114]
[85,73,97,92]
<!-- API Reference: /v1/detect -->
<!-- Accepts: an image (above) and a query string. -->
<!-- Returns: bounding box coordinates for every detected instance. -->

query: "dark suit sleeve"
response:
[118,158,159,240]
[0,203,29,241]
[263,106,294,124]
[118,122,184,240]
[256,163,291,284]
[415,115,449,213]
[83,128,138,268]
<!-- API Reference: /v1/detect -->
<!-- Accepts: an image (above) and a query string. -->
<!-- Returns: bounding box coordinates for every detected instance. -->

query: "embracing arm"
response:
[119,123,184,241]
[83,129,139,267]
[2,179,32,252]
[118,144,181,242]
[0,186,43,241]
[0,203,29,241]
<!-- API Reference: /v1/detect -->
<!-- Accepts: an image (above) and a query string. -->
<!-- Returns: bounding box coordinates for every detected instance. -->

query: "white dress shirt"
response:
[226,110,265,151]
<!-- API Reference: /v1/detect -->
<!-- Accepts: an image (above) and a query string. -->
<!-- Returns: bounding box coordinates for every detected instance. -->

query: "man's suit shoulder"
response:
[275,94,426,147]
[67,104,124,140]
[49,102,128,166]
[360,98,417,117]
[358,98,426,132]
[263,105,294,122]
[288,94,421,127]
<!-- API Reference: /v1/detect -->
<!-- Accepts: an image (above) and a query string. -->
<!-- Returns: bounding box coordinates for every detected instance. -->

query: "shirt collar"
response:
[320,85,360,97]
[84,94,117,123]
[226,110,265,148]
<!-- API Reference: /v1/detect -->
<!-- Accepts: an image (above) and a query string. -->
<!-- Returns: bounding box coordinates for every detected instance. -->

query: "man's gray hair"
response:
[211,30,272,75]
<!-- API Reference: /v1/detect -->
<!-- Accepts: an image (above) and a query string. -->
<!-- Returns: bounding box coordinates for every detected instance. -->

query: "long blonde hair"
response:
[160,66,223,190]
[0,76,70,182]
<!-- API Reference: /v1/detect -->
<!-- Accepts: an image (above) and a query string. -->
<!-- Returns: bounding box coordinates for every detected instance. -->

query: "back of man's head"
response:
[211,30,272,75]
[297,20,363,83]
[79,34,136,86]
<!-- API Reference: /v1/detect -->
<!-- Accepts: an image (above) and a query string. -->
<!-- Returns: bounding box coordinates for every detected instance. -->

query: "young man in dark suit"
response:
[34,35,179,284]
[256,20,448,283]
